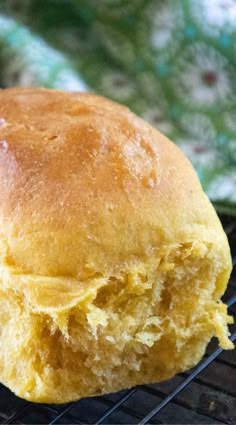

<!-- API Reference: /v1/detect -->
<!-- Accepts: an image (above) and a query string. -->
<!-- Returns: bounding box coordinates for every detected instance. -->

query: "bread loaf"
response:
[0,88,233,403]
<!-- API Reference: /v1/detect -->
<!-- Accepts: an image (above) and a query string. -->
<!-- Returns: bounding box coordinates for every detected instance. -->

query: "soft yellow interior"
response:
[0,241,233,403]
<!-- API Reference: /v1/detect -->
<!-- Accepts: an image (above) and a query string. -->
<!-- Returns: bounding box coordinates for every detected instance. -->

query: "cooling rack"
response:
[0,216,235,425]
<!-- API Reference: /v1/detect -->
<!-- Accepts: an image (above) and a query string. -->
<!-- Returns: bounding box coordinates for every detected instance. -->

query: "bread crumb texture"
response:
[0,88,233,403]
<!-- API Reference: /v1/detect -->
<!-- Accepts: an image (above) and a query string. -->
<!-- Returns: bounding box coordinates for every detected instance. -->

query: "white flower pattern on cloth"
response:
[176,138,224,168]
[137,72,166,103]
[191,0,236,36]
[100,70,135,101]
[142,106,175,136]
[172,43,234,108]
[207,173,236,203]
[179,113,216,143]
[137,0,183,64]
[150,1,183,51]
[94,24,135,66]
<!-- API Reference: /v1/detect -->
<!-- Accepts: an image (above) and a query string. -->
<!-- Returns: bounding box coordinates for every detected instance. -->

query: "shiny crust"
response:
[0,87,230,279]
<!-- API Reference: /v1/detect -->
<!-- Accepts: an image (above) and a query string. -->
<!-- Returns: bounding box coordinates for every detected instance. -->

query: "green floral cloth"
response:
[0,0,236,215]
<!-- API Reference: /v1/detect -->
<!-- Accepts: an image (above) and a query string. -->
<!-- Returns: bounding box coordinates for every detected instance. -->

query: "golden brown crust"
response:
[0,87,230,278]
[0,88,232,403]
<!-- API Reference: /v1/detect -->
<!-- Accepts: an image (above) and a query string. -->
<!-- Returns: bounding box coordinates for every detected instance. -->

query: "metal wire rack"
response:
[0,215,235,425]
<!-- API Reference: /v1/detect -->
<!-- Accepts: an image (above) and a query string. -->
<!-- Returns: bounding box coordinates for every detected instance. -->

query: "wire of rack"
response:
[0,216,235,425]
